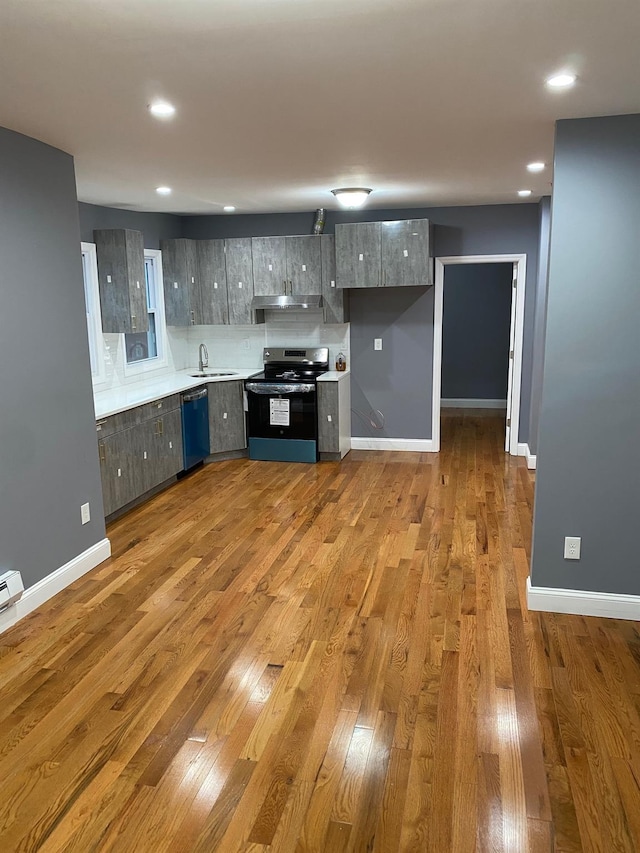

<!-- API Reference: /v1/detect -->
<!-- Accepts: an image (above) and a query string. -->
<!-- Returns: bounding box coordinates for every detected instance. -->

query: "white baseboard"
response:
[0,538,111,635]
[527,577,640,621]
[351,437,437,452]
[517,442,537,469]
[526,446,537,470]
[441,398,507,409]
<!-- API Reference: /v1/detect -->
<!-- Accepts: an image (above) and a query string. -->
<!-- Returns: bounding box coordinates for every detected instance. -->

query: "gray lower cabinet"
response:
[161,239,201,326]
[145,409,184,492]
[198,240,229,325]
[97,397,183,517]
[208,380,246,454]
[225,238,255,324]
[321,235,349,324]
[317,379,351,459]
[94,229,148,333]
[98,427,138,517]
[335,219,432,288]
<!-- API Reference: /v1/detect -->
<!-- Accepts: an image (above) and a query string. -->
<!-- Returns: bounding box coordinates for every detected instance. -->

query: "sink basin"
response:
[189,371,237,378]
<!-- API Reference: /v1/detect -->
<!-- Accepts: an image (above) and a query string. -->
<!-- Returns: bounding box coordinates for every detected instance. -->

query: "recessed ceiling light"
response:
[156,186,172,195]
[527,162,546,173]
[148,101,176,119]
[545,73,576,90]
[223,206,236,212]
[331,188,373,209]
[518,190,532,197]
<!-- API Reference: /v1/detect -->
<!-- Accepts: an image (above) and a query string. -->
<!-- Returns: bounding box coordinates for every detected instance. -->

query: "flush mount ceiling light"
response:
[527,161,546,173]
[155,186,172,195]
[518,189,532,197]
[545,72,577,90]
[223,205,236,212]
[148,100,176,119]
[331,188,373,209]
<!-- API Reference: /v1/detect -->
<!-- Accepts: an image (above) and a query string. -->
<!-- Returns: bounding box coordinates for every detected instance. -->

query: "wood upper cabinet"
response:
[225,238,255,325]
[208,380,246,454]
[94,229,148,333]
[335,222,381,289]
[251,236,322,296]
[160,239,201,326]
[321,235,349,324]
[285,236,322,293]
[197,240,228,325]
[252,237,287,296]
[380,219,432,287]
[335,219,432,288]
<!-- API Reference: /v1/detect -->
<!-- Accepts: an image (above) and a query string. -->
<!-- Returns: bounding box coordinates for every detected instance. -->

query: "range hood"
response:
[251,294,323,311]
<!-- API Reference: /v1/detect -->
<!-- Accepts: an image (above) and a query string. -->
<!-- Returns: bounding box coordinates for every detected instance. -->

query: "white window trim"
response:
[81,242,108,388]
[122,248,170,378]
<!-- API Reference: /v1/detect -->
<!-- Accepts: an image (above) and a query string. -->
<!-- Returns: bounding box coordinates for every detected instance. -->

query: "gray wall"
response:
[528,197,551,455]
[0,128,106,589]
[183,204,540,441]
[531,114,640,595]
[78,202,183,248]
[441,263,512,401]
[350,288,433,439]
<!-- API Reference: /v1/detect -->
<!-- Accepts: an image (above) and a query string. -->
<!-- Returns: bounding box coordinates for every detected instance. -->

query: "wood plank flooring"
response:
[1,411,640,851]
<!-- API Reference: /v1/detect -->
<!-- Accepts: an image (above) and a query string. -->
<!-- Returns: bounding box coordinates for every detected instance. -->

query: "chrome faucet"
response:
[198,343,209,372]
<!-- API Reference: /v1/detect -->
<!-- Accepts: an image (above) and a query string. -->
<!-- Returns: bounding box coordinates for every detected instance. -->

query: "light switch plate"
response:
[374,338,383,351]
[81,503,91,525]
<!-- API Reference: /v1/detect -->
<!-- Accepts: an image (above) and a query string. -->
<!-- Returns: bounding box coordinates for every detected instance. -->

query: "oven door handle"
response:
[245,382,315,394]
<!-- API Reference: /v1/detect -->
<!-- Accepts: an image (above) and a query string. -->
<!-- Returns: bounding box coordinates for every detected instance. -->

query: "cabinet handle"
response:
[191,310,195,325]
[131,315,137,331]
[159,418,164,436]
[99,443,106,463]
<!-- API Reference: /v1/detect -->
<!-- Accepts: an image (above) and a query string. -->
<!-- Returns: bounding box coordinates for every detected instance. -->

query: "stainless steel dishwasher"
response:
[181,387,210,470]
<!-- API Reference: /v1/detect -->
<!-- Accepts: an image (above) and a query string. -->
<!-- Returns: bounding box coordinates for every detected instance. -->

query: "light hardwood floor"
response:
[1,411,639,852]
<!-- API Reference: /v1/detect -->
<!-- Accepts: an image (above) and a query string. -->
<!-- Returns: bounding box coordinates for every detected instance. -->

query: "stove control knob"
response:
[265,351,270,357]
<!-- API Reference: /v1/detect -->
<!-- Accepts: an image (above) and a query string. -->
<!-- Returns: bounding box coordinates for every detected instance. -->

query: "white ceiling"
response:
[1,0,639,214]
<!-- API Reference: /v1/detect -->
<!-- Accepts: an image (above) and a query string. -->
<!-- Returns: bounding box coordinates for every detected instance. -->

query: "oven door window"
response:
[247,391,317,440]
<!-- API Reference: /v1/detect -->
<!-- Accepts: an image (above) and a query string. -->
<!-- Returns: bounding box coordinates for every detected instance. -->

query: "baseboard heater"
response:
[0,571,24,613]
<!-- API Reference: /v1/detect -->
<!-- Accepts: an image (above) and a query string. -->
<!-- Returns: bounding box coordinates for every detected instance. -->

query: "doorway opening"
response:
[432,254,527,455]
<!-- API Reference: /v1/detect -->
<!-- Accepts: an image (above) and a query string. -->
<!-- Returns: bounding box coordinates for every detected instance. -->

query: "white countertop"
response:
[94,368,261,419]
[94,367,350,419]
[317,369,351,382]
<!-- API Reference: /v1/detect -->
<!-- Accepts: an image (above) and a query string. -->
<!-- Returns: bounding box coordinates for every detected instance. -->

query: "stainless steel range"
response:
[245,347,329,463]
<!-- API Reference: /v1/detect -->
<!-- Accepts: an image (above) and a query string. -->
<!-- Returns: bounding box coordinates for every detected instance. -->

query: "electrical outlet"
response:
[81,503,91,525]
[564,536,581,560]
[374,338,383,351]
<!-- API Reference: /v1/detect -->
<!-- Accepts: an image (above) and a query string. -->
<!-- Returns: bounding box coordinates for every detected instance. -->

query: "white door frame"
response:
[432,254,527,455]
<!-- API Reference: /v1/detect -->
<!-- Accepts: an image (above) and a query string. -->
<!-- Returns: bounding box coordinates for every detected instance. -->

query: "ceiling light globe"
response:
[545,73,576,89]
[149,101,176,118]
[331,188,373,210]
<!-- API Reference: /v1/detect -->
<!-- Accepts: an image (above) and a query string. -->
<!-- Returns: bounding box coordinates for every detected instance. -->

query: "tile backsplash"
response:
[94,316,349,392]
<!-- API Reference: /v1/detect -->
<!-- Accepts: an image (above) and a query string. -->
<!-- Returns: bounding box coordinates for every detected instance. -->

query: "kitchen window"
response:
[81,242,107,385]
[123,249,169,375]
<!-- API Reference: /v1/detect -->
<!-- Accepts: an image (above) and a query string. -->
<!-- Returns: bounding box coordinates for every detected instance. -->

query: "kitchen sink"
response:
[189,371,237,378]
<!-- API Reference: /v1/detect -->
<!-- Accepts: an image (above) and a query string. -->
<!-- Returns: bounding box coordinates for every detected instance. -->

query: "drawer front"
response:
[96,393,181,437]
[137,394,181,424]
